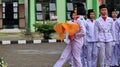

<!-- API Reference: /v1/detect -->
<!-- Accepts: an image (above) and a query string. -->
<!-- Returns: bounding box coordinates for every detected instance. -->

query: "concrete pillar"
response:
[28,0,36,32]
[56,0,66,22]
[86,0,93,10]
[93,0,99,19]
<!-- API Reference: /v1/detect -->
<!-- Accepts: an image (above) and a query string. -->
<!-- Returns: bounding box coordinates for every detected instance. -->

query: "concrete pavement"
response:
[0,43,69,67]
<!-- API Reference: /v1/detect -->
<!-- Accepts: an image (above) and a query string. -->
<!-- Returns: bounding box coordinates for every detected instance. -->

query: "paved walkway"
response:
[0,43,69,67]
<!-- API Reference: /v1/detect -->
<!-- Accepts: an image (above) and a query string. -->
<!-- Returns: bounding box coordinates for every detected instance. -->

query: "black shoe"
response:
[110,66,117,67]
[114,65,119,67]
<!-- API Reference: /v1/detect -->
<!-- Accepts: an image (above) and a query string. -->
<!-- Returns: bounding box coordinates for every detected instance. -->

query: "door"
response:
[3,1,19,28]
[0,5,2,28]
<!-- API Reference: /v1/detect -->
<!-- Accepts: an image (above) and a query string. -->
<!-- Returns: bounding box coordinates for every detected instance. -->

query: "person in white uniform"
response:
[115,15,120,66]
[68,3,87,67]
[110,9,119,67]
[76,3,87,67]
[65,11,77,67]
[94,4,116,67]
[85,9,98,67]
[53,9,86,67]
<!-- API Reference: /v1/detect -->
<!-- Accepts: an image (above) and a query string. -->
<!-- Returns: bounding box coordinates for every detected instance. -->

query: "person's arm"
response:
[94,20,99,42]
[111,20,116,42]
[78,19,86,37]
[65,32,70,45]
[85,21,89,37]
[115,21,120,42]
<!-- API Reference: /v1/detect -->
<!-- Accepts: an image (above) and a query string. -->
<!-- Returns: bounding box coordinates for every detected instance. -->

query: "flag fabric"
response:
[54,23,65,41]
[54,22,79,41]
[62,23,79,36]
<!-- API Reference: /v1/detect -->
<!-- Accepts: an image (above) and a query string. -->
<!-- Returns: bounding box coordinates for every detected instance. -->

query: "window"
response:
[13,2,18,6]
[49,3,56,20]
[49,3,56,11]
[36,0,56,21]
[2,1,18,19]
[67,0,85,2]
[3,13,5,18]
[14,13,18,19]
[2,0,10,2]
[36,3,42,11]
[3,8,5,12]
[3,0,18,3]
[66,0,86,20]
[67,3,74,11]
[36,12,43,20]
[2,2,5,19]
[13,2,18,19]
[36,0,55,3]
[67,12,71,20]
[36,3,42,20]
[13,7,18,12]
[66,3,73,20]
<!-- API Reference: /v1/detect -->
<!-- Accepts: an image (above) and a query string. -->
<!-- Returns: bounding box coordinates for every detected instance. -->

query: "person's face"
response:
[90,12,95,19]
[74,8,77,15]
[112,11,117,18]
[72,13,76,20]
[100,8,107,16]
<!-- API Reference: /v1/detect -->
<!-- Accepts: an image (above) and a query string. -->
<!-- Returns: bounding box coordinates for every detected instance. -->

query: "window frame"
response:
[66,0,86,20]
[36,0,56,21]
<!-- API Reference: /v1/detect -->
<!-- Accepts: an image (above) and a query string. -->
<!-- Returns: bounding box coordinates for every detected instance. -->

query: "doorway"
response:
[2,1,19,28]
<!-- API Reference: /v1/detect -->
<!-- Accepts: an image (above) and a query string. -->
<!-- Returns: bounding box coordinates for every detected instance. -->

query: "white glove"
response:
[115,41,119,45]
[111,42,116,46]
[65,39,70,45]
[96,43,101,48]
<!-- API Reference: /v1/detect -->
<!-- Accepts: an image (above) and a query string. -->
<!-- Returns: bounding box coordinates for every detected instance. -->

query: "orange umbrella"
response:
[62,23,79,36]
[54,23,65,41]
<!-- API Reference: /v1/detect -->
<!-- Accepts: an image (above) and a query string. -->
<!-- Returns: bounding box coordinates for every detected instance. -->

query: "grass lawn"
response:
[0,32,21,36]
[0,34,9,36]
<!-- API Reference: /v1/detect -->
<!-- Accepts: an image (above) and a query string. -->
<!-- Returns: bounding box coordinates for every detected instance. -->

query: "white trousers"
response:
[111,42,118,66]
[86,42,98,67]
[53,41,83,67]
[97,42,112,67]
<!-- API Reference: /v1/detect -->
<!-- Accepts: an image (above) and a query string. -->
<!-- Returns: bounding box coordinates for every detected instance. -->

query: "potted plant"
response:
[33,21,56,39]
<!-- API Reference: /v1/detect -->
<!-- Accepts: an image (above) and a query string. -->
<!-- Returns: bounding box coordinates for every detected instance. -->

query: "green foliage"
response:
[33,21,56,39]
[0,57,7,67]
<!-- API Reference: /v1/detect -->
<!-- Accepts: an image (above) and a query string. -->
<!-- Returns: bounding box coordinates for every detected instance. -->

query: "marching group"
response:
[53,3,120,67]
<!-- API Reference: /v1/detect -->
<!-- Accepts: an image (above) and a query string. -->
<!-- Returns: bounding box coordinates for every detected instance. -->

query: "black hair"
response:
[99,4,107,10]
[70,11,75,19]
[111,9,118,18]
[111,9,117,13]
[87,9,94,19]
[76,3,86,15]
